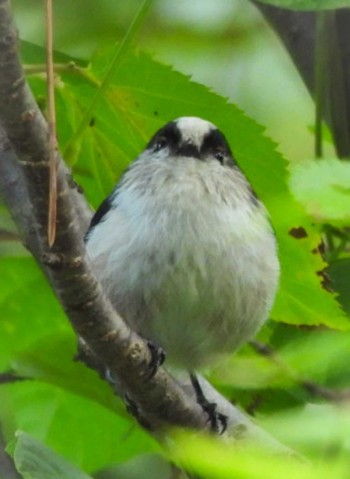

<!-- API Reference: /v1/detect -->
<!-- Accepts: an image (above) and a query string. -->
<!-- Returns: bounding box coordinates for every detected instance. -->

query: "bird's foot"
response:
[146,340,166,380]
[190,373,227,434]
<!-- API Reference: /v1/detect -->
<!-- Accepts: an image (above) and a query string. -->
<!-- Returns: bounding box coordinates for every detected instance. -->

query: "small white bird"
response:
[85,117,279,373]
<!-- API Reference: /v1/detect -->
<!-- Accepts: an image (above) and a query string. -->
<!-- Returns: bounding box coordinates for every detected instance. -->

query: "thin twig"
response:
[0,228,20,241]
[0,371,28,384]
[251,340,350,404]
[24,62,90,78]
[46,0,57,247]
[314,11,328,159]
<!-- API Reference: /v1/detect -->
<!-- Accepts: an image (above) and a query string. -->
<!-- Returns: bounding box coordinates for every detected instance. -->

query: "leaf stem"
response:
[314,11,328,159]
[24,62,100,86]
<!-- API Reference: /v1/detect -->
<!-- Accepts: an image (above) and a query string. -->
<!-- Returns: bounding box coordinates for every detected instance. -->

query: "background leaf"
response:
[254,0,350,10]
[328,258,350,315]
[289,158,350,225]
[49,47,348,330]
[0,257,69,370]
[0,257,157,473]
[11,334,124,414]
[1,383,157,473]
[9,431,93,479]
[170,425,349,479]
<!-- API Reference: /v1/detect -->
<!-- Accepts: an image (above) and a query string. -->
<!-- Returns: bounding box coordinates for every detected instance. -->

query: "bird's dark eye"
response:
[214,150,225,164]
[154,137,168,152]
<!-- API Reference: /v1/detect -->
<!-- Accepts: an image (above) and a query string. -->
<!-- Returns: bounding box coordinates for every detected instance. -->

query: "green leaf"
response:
[88,49,349,329]
[20,40,87,66]
[24,47,349,331]
[254,0,350,10]
[11,333,124,415]
[1,382,158,473]
[274,327,350,387]
[170,427,348,479]
[261,403,350,455]
[289,158,350,226]
[0,256,69,369]
[0,254,157,471]
[95,453,172,479]
[328,258,350,315]
[9,431,92,479]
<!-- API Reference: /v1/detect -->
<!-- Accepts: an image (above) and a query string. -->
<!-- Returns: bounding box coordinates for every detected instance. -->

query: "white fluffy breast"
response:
[86,157,279,368]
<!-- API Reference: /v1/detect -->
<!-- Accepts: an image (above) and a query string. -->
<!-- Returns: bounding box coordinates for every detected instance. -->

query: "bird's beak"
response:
[177,139,200,159]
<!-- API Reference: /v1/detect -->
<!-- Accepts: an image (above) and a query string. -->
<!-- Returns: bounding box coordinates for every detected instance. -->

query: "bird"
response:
[85,116,280,375]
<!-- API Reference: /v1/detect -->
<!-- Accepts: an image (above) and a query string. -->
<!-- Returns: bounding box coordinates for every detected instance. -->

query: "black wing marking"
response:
[84,193,115,242]
[84,162,138,242]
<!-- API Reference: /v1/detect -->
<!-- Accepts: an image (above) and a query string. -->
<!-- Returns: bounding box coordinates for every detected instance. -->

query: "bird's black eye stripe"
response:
[201,129,234,165]
[146,121,181,153]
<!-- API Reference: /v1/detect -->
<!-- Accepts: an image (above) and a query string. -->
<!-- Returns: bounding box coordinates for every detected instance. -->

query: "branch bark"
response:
[0,0,293,455]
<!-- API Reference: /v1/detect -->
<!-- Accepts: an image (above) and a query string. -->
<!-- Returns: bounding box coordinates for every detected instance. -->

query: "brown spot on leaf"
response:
[246,394,263,417]
[316,270,333,292]
[318,242,326,254]
[312,241,325,255]
[289,226,308,239]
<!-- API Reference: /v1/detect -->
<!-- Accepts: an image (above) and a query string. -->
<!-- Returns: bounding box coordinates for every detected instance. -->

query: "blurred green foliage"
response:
[11,0,324,162]
[290,159,350,225]
[257,0,350,9]
[1,1,350,478]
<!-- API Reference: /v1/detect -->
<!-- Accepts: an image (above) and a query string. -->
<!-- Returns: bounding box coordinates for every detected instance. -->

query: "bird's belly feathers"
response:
[87,193,279,369]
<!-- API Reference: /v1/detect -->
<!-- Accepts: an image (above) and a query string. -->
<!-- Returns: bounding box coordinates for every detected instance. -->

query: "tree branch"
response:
[251,340,350,404]
[0,0,293,454]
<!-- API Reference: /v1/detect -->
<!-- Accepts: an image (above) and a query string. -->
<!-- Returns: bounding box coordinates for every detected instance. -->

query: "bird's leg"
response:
[189,372,227,434]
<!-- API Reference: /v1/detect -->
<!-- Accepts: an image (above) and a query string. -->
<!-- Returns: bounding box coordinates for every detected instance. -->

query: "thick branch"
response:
[0,125,38,252]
